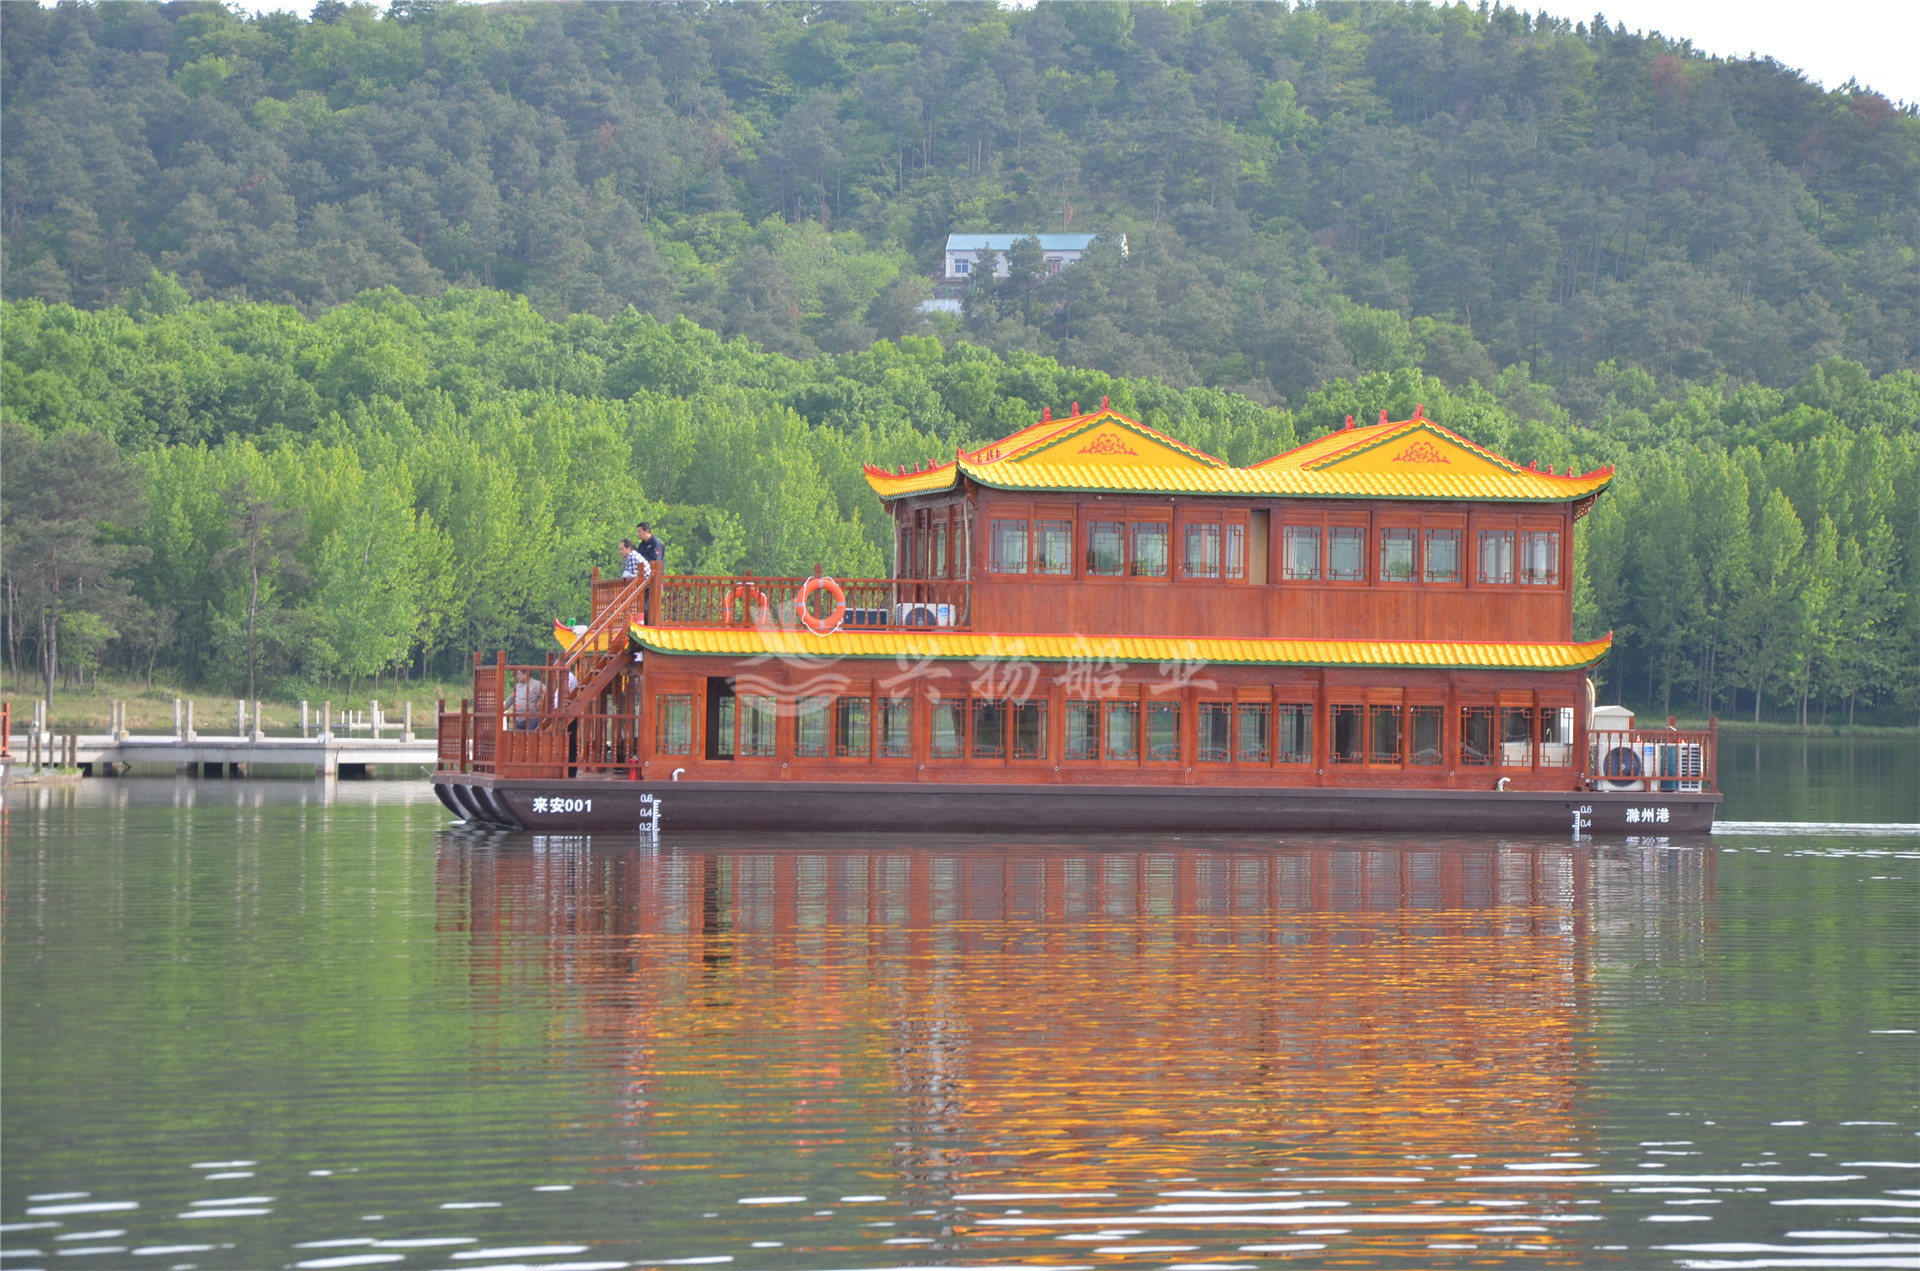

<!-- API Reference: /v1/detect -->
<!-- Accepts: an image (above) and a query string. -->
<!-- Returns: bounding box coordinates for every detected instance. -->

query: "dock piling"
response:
[302,700,309,739]
[185,698,197,742]
[402,701,414,743]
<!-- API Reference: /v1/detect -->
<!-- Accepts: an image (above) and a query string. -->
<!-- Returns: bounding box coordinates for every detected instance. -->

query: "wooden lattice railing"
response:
[636,574,972,630]
[1587,722,1718,792]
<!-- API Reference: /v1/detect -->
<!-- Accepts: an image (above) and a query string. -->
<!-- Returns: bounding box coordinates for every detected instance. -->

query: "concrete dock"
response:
[7,732,437,778]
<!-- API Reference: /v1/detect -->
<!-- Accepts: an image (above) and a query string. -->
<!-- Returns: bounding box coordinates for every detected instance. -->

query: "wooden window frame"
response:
[1085,518,1126,578]
[1127,511,1172,580]
[1177,506,1251,583]
[1519,526,1563,588]
[1273,697,1315,766]
[1422,524,1466,587]
[1032,508,1075,576]
[1325,519,1369,584]
[1377,524,1419,584]
[1280,518,1323,582]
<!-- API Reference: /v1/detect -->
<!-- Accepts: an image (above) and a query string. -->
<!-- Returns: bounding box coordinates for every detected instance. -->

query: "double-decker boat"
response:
[431,403,1720,835]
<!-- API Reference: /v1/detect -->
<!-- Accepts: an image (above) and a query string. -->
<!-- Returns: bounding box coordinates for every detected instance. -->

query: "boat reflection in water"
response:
[434,834,1713,1257]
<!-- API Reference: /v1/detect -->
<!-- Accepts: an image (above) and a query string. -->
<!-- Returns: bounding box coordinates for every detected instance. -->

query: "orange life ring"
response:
[796,576,846,635]
[724,584,771,627]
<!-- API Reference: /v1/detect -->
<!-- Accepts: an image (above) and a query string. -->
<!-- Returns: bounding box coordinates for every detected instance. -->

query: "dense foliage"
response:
[4,0,1916,407]
[4,285,1916,723]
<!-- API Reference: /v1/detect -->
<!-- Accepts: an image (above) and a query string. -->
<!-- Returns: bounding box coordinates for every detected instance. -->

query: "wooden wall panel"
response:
[953,492,1576,643]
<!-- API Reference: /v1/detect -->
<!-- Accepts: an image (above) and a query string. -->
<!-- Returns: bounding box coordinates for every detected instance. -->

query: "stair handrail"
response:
[560,571,649,677]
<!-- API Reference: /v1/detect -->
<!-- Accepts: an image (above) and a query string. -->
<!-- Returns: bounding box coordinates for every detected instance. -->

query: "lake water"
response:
[3,743,1915,1271]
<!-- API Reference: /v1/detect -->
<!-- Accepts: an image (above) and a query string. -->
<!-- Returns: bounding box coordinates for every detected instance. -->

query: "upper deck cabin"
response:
[864,403,1612,643]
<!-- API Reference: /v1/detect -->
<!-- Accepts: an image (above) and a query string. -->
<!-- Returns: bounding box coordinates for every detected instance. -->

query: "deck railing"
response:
[1586,722,1718,793]
[590,574,971,631]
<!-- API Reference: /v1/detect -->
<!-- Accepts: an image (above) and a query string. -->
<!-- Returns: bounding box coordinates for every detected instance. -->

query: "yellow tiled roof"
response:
[961,462,1609,501]
[863,406,1612,503]
[1248,412,1405,469]
[633,625,1612,671]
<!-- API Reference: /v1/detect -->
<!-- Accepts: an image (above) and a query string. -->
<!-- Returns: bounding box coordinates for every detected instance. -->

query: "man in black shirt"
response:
[634,522,664,568]
[633,522,664,623]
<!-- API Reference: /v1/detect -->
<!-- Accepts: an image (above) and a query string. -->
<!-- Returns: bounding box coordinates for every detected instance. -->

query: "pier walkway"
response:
[7,732,436,778]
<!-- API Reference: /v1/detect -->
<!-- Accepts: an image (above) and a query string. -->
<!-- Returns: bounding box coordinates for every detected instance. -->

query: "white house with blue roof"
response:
[941,232,1123,280]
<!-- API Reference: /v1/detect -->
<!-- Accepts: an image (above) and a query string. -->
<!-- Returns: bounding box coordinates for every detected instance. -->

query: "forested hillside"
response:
[2,2,1917,726]
[4,1,1915,402]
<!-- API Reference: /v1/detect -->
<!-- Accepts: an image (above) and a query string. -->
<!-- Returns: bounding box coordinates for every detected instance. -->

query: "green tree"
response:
[0,425,148,709]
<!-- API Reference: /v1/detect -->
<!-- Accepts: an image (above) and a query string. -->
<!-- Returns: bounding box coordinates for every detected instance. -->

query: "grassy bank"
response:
[2,675,469,737]
[1670,717,1919,737]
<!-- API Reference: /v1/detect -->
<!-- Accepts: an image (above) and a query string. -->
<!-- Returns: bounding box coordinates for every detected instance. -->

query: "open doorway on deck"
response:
[705,677,735,760]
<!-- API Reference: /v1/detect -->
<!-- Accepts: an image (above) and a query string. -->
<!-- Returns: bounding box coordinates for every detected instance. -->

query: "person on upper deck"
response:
[634,522,663,569]
[619,537,647,583]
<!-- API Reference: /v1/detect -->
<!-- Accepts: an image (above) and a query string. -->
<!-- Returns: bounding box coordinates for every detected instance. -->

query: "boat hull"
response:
[431,773,1720,836]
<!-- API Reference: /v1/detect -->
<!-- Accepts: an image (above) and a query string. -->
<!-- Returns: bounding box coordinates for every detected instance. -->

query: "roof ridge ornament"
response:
[1379,408,1390,424]
[1344,414,1354,430]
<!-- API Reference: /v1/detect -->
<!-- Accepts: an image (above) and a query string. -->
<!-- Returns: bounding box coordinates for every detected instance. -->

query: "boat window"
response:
[1424,528,1462,583]
[1379,528,1417,582]
[1182,524,1221,578]
[1086,520,1125,576]
[1034,520,1073,575]
[1282,525,1320,580]
[1538,706,1575,767]
[1012,700,1047,759]
[1460,705,1495,765]
[1499,706,1534,767]
[1129,522,1169,577]
[795,696,830,757]
[1477,529,1516,584]
[1223,524,1245,580]
[930,700,966,759]
[655,694,695,755]
[1065,700,1101,759]
[1146,702,1180,761]
[1328,526,1367,581]
[989,518,1029,573]
[1409,705,1443,765]
[971,699,1007,759]
[1330,704,1364,763]
[1275,703,1313,764]
[738,696,777,757]
[1368,704,1403,765]
[1520,530,1560,585]
[932,520,949,577]
[1236,703,1271,764]
[879,697,913,758]
[1197,702,1232,762]
[1103,701,1140,761]
[833,696,871,758]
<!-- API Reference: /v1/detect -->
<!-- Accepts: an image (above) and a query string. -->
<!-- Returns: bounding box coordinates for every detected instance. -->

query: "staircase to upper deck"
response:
[442,568,971,778]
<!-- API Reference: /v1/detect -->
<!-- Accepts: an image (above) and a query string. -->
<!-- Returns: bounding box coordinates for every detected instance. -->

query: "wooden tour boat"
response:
[431,403,1720,836]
